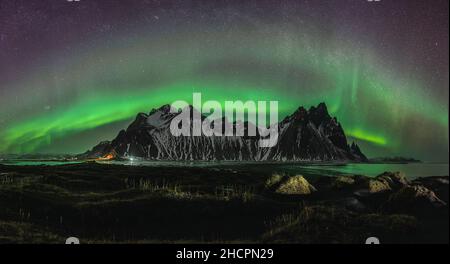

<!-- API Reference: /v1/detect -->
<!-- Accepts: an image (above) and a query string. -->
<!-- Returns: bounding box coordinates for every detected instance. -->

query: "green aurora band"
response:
[0,24,448,161]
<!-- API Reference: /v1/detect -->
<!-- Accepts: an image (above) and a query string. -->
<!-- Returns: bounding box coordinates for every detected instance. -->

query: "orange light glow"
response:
[96,152,116,161]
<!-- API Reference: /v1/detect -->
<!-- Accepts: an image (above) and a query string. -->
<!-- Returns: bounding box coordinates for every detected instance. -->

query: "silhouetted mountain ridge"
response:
[81,103,368,162]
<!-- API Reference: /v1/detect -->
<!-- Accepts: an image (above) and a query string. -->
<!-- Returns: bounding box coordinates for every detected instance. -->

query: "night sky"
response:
[0,0,448,161]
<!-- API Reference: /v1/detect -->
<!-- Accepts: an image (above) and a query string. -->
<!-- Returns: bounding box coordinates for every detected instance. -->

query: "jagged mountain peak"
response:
[127,112,149,130]
[81,102,368,162]
[283,102,331,124]
[149,104,173,115]
[313,102,328,112]
[308,102,332,126]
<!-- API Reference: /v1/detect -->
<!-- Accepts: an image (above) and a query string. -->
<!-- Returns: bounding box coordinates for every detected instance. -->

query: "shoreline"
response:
[0,163,448,243]
[1,159,448,166]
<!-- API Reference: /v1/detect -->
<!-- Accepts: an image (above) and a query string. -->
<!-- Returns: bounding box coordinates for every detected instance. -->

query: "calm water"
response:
[1,159,448,179]
[275,163,449,179]
[0,160,83,166]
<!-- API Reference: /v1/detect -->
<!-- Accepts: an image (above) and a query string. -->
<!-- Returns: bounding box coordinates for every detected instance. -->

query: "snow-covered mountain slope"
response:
[81,103,368,162]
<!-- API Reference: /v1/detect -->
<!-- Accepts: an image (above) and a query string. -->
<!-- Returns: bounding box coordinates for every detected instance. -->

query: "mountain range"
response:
[81,102,368,162]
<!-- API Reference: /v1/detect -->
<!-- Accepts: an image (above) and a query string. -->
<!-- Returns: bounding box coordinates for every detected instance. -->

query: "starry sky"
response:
[0,0,448,161]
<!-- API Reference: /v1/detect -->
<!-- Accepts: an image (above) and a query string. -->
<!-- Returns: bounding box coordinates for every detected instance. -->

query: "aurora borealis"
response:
[0,0,448,161]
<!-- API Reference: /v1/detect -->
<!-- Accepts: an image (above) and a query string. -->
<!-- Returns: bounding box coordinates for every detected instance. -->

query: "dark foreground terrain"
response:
[0,162,448,244]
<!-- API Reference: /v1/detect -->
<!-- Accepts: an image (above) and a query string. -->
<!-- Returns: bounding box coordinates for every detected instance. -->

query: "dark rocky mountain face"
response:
[81,103,368,162]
